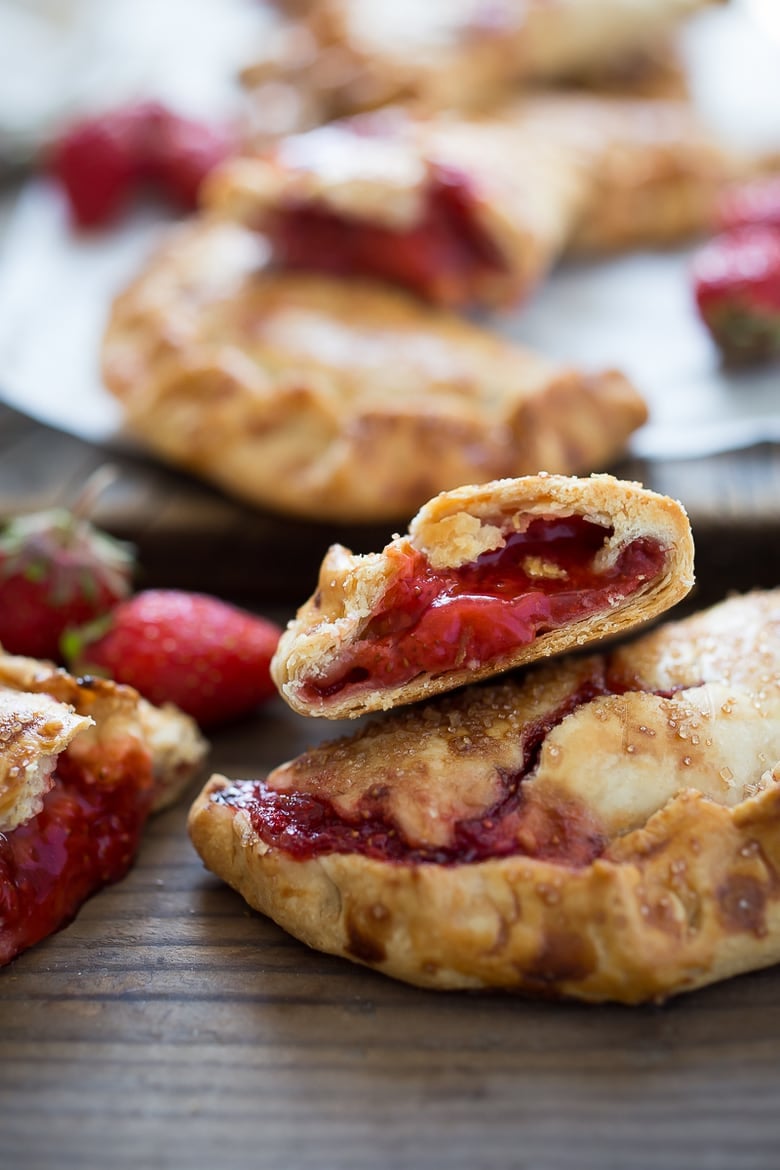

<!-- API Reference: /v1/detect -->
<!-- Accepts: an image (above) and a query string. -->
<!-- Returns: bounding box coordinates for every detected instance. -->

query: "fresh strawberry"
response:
[49,107,144,228]
[692,225,780,364]
[0,474,135,660]
[49,102,234,229]
[63,590,282,728]
[144,107,235,209]
[717,175,780,233]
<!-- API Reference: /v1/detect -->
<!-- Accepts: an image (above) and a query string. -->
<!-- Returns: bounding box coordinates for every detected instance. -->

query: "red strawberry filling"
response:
[266,166,507,305]
[213,670,617,868]
[301,516,666,706]
[0,743,154,966]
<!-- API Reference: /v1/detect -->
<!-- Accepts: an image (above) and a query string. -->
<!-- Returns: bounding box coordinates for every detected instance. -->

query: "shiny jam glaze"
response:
[304,517,666,703]
[213,673,615,868]
[267,166,507,305]
[0,745,154,966]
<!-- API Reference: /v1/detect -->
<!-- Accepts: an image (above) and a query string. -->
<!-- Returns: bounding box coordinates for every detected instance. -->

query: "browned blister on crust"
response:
[101,221,647,524]
[189,590,780,1003]
[271,474,694,718]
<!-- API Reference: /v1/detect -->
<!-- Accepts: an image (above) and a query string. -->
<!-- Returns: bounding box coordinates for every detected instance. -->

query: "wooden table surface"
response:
[1,401,780,1170]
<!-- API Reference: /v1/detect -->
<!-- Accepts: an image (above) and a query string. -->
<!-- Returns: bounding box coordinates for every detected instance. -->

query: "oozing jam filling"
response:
[304,517,666,704]
[214,668,690,870]
[267,166,507,305]
[214,671,625,869]
[0,745,155,966]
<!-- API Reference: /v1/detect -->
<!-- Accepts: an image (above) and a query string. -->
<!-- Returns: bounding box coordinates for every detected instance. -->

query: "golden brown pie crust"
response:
[102,220,647,523]
[271,473,694,717]
[189,589,780,1003]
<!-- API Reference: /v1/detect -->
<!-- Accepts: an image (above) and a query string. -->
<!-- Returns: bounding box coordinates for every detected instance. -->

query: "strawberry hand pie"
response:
[102,221,647,524]
[190,588,780,1003]
[271,475,694,718]
[0,651,206,967]
[204,96,737,310]
[203,108,587,309]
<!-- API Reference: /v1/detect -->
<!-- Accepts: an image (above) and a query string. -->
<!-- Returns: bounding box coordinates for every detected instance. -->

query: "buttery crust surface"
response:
[189,589,780,1003]
[243,1,713,124]
[271,473,694,717]
[204,95,737,308]
[102,220,647,523]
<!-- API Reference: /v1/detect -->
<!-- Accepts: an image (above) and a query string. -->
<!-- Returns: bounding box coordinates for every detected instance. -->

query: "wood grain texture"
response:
[1,403,780,1170]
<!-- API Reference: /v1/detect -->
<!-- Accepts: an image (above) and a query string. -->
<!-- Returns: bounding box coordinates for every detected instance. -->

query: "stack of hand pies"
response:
[189,474,780,1003]
[97,0,780,1004]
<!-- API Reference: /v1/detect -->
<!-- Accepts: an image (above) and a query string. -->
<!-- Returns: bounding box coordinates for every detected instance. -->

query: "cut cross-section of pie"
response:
[102,220,647,524]
[203,96,738,309]
[0,651,206,967]
[271,474,694,718]
[189,589,780,1003]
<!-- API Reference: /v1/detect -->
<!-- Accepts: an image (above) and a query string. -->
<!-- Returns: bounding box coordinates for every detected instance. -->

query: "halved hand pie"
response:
[203,96,737,309]
[102,220,647,523]
[271,474,694,718]
[0,651,206,966]
[190,589,780,1003]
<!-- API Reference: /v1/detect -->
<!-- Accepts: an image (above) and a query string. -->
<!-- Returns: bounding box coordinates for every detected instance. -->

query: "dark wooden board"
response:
[1,402,780,1170]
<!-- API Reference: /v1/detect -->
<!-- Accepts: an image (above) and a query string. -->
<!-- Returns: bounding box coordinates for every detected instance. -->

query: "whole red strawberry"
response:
[692,225,780,364]
[64,590,282,728]
[49,102,234,230]
[144,106,235,209]
[0,498,134,661]
[49,104,151,228]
